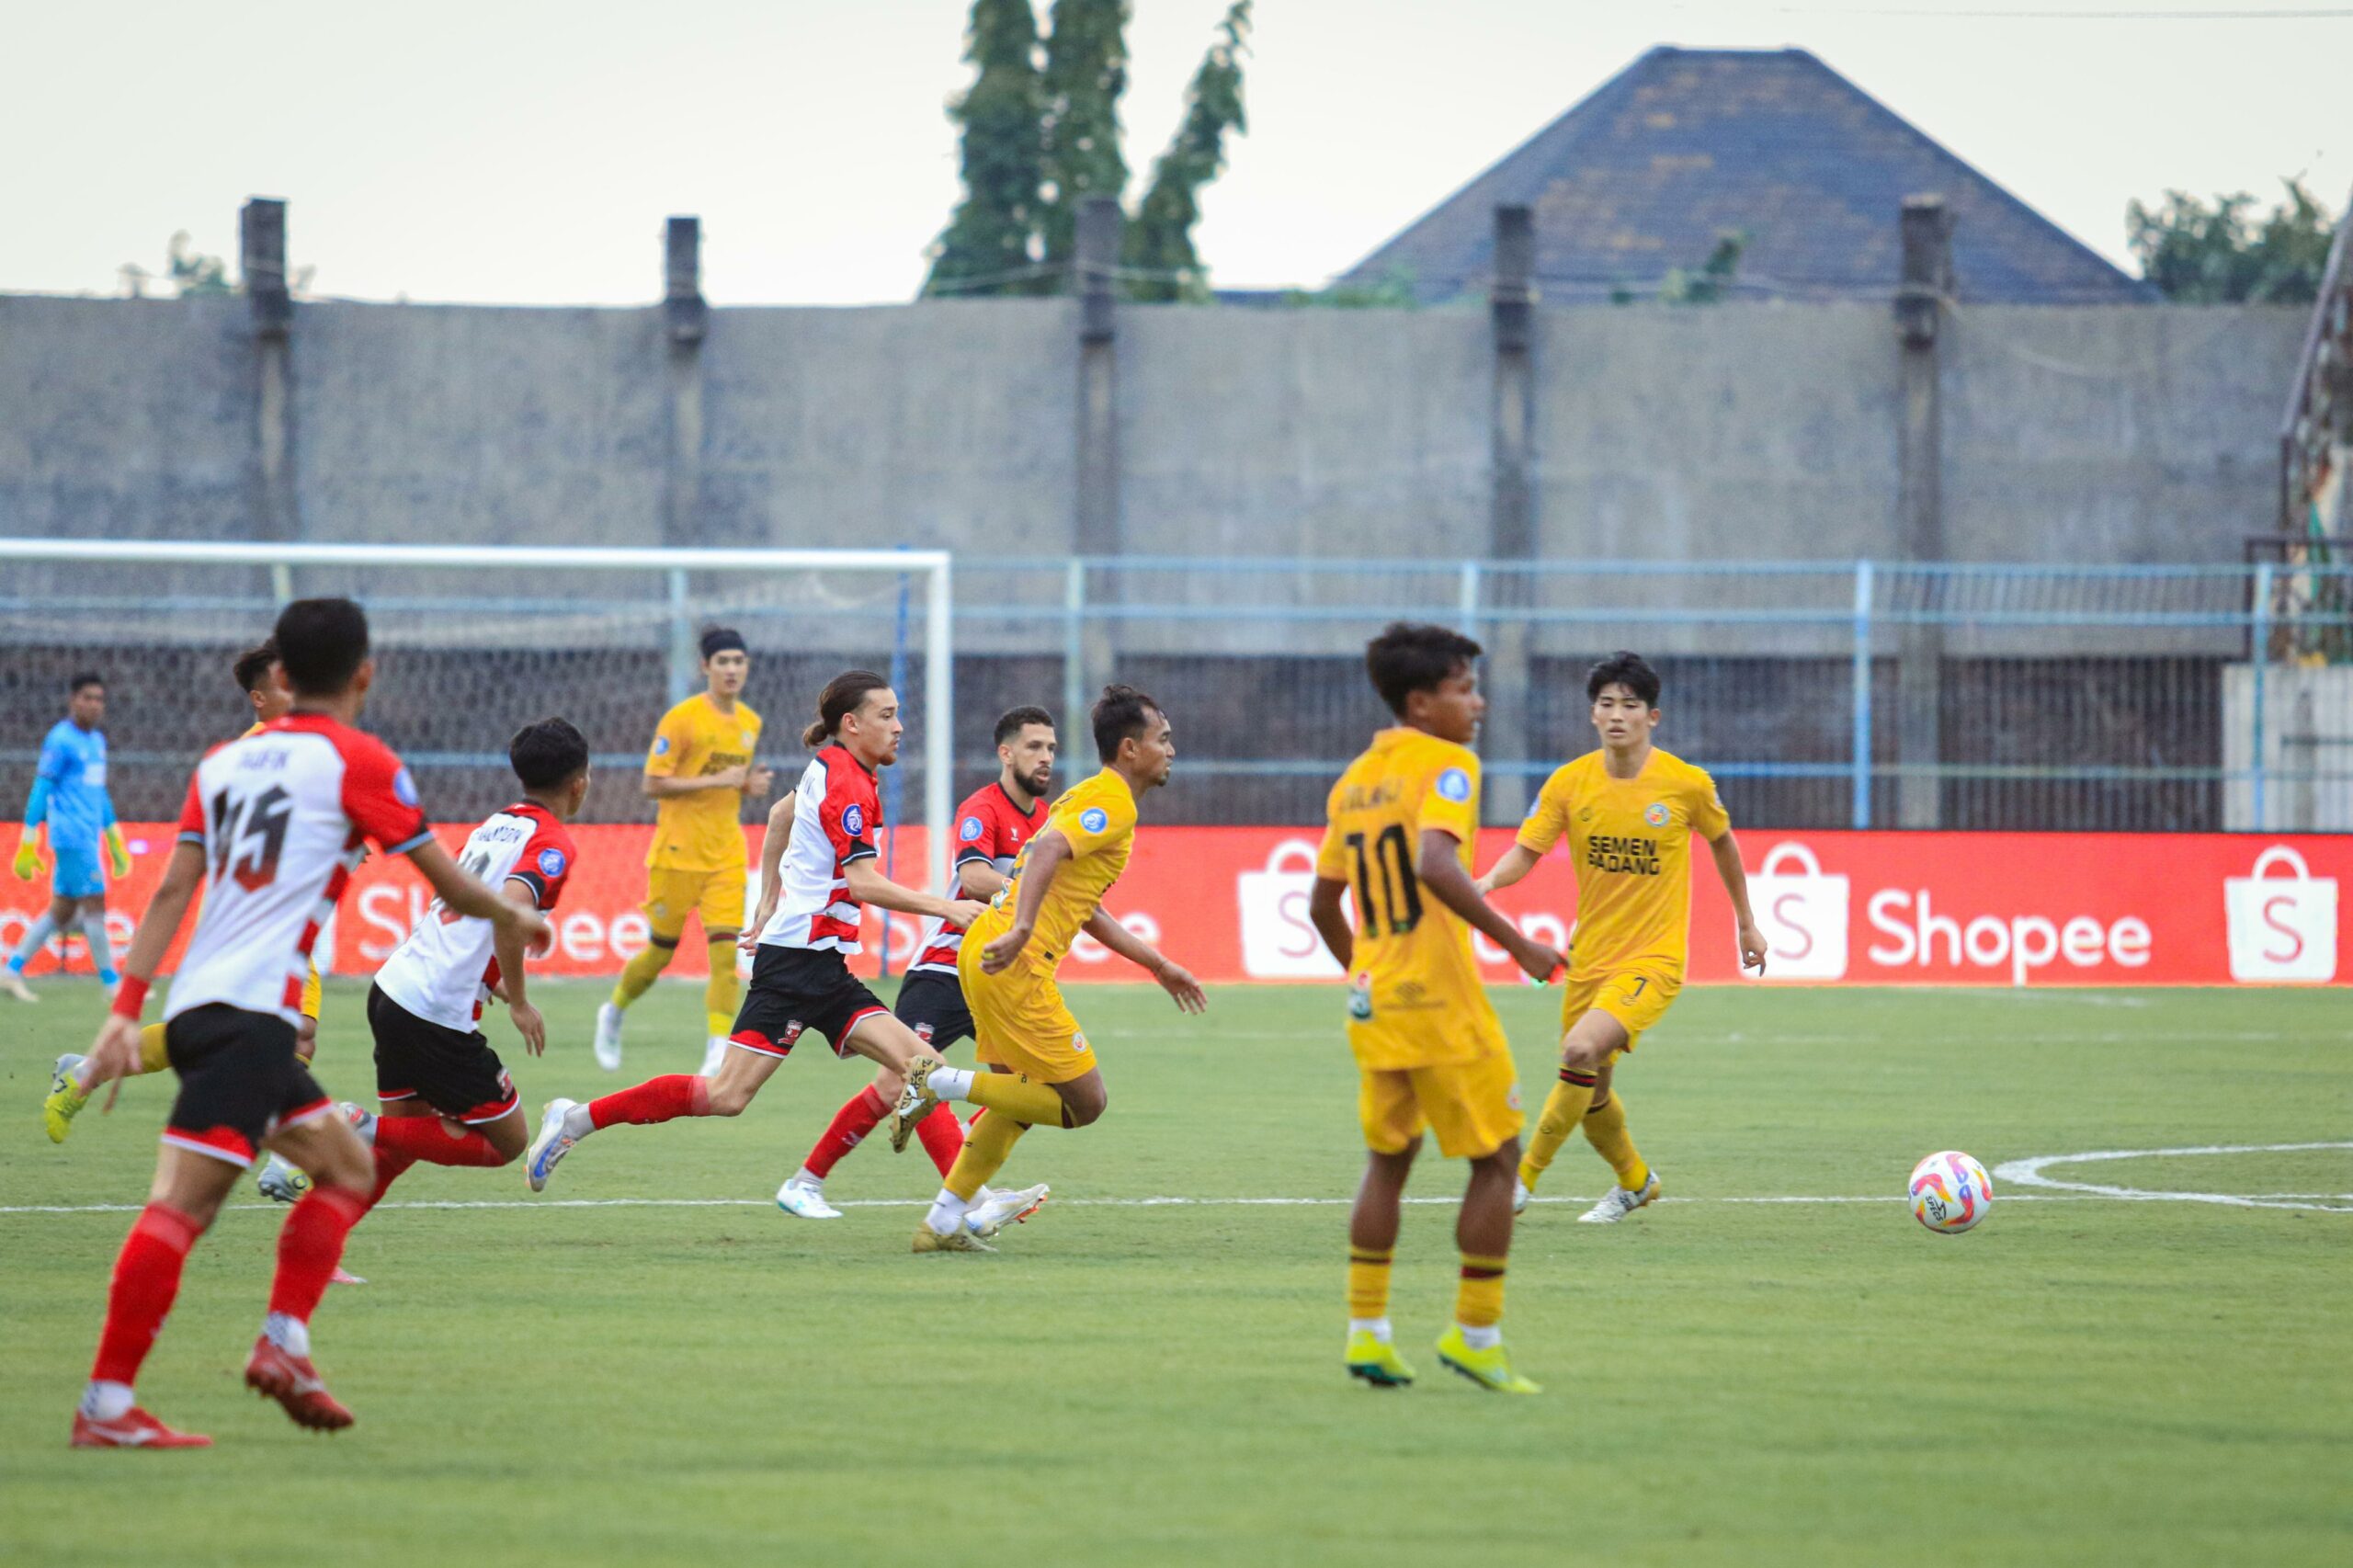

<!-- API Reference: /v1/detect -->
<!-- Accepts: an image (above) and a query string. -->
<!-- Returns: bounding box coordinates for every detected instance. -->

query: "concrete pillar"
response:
[662,217,707,555]
[240,198,298,541]
[1484,204,1538,822]
[1073,197,1121,703]
[1894,196,1952,829]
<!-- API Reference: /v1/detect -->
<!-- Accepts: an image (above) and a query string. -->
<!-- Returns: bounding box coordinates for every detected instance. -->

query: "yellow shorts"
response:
[1560,968,1678,1051]
[964,964,1098,1085]
[643,865,747,943]
[1358,1050,1524,1160]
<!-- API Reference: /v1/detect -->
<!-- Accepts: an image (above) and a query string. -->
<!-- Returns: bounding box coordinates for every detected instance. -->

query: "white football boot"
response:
[1579,1172,1661,1224]
[775,1176,842,1220]
[593,1003,624,1072]
[964,1183,1051,1239]
[1511,1178,1531,1216]
[526,1099,583,1192]
[256,1153,310,1203]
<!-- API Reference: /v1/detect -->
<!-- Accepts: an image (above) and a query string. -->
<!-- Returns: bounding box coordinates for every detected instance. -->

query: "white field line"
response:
[1992,1142,2353,1213]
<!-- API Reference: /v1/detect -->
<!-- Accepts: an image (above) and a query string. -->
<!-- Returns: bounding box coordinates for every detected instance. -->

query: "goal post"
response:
[0,537,955,973]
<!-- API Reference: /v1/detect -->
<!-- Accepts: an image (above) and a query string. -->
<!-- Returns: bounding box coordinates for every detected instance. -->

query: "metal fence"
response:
[3,549,2348,835]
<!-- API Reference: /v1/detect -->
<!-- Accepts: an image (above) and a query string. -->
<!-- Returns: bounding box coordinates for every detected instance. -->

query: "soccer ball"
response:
[1908,1151,1992,1234]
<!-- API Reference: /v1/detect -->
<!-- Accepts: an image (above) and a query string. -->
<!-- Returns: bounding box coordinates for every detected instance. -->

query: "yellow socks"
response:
[1456,1253,1507,1330]
[943,1111,1029,1201]
[965,1073,1072,1128]
[136,1021,170,1075]
[703,938,741,1039]
[1347,1244,1394,1321]
[610,940,672,1009]
[1518,1067,1598,1192]
[1583,1090,1649,1192]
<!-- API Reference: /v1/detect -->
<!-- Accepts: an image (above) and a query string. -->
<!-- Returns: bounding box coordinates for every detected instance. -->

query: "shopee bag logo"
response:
[2224,846,2337,983]
[1745,842,1848,981]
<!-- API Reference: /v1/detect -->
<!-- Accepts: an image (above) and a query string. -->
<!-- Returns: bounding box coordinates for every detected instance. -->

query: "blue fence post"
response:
[2251,562,2273,830]
[1063,558,1087,734]
[879,567,913,977]
[665,568,692,707]
[1851,560,1874,828]
[1457,561,1482,639]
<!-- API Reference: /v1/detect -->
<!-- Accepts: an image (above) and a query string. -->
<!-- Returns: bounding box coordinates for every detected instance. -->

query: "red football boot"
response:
[244,1337,356,1431]
[70,1406,213,1449]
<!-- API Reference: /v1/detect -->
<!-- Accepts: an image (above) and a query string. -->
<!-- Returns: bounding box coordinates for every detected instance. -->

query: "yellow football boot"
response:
[44,1053,90,1144]
[1344,1330,1416,1388]
[911,1223,995,1255]
[1435,1327,1540,1395]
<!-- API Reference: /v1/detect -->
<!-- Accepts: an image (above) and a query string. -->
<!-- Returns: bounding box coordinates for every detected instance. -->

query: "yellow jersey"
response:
[1317,728,1501,1071]
[644,694,763,871]
[1518,747,1728,982]
[969,767,1136,975]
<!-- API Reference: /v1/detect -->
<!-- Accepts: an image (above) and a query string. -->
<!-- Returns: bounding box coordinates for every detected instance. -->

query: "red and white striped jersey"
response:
[372,801,575,1030]
[757,744,882,954]
[908,781,1046,976]
[166,712,433,1024]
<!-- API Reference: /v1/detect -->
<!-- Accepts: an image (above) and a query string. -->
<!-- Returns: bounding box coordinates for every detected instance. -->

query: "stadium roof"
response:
[1340,46,2154,305]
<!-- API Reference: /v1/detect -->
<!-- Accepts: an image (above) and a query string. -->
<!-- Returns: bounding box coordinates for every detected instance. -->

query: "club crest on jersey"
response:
[1080,807,1108,834]
[960,815,984,843]
[1435,767,1472,802]
[392,767,420,808]
[537,847,567,878]
[842,803,865,837]
[1643,801,1670,827]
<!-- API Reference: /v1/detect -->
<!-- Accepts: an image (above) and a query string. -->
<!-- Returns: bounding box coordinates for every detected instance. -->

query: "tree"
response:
[1038,0,1130,273]
[2126,179,2338,303]
[924,0,1049,297]
[1123,2,1249,304]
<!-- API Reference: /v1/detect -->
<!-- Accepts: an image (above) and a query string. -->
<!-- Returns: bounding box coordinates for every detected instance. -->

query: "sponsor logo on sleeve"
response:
[1080,807,1109,834]
[960,815,984,843]
[392,767,420,808]
[538,847,567,879]
[842,802,865,838]
[653,737,670,756]
[1435,767,1472,803]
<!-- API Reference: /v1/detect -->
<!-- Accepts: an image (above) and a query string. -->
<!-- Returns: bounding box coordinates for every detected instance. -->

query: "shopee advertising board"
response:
[4,824,2343,988]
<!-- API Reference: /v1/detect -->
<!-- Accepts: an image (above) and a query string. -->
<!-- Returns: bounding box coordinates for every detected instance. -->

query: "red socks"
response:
[90,1203,202,1385]
[915,1103,965,1177]
[804,1085,891,1179]
[588,1074,711,1130]
[267,1186,367,1326]
[374,1116,507,1167]
[363,1147,418,1214]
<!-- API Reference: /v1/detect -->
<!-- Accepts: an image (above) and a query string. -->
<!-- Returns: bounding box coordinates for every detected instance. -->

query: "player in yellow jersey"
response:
[1306,623,1566,1394]
[1477,650,1767,1223]
[888,685,1206,1253]
[43,642,324,1142]
[596,627,771,1078]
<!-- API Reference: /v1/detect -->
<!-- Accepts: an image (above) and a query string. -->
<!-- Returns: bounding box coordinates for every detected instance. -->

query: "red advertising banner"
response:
[6,824,2346,988]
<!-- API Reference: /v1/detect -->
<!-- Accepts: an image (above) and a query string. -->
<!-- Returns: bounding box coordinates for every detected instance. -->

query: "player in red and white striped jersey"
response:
[346,719,589,1221]
[775,704,1057,1222]
[525,670,983,1193]
[70,599,545,1449]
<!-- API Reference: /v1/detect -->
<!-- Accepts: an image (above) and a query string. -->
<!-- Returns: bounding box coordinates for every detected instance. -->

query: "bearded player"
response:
[1477,650,1767,1222]
[596,627,771,1078]
[889,685,1207,1255]
[773,704,1056,1230]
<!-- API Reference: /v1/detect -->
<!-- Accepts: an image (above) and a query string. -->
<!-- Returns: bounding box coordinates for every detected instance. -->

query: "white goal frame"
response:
[0,538,958,897]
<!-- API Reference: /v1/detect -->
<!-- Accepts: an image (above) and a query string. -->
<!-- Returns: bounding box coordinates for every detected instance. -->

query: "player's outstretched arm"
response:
[1081,906,1206,1013]
[414,841,549,946]
[82,840,206,1089]
[491,878,548,1056]
[841,858,987,928]
[1709,829,1768,975]
[1417,830,1564,983]
[742,792,798,952]
[1474,843,1542,898]
[978,829,1070,973]
[1307,876,1354,971]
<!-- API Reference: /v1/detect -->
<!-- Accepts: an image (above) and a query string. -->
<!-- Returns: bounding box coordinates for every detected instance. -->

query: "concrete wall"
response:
[0,291,2305,574]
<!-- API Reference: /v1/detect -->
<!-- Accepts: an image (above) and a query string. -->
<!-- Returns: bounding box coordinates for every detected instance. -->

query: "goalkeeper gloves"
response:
[11,835,41,882]
[105,825,131,881]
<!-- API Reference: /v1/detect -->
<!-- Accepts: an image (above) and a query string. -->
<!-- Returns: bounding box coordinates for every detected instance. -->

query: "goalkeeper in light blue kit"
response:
[5,673,131,1003]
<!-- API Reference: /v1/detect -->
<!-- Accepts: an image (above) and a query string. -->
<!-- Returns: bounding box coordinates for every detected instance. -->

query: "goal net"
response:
[0,540,952,983]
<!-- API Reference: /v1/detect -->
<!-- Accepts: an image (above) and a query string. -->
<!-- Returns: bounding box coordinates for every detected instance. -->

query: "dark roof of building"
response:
[1341,47,2154,305]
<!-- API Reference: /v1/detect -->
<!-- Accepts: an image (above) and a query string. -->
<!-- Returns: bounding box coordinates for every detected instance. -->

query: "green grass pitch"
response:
[3,979,2347,1566]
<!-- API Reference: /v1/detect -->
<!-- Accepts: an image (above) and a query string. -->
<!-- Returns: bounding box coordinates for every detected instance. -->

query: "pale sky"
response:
[4,1,2346,306]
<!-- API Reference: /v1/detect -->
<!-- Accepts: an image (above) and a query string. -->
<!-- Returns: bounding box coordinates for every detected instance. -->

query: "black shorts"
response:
[367,984,519,1124]
[730,945,891,1060]
[894,970,974,1051]
[163,1004,334,1168]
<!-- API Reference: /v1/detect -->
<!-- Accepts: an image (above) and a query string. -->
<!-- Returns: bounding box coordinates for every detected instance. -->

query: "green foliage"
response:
[1038,0,1131,272]
[1651,231,1746,305]
[1281,265,1419,310]
[2127,179,2338,303]
[1122,2,1249,304]
[924,0,1050,298]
